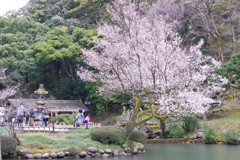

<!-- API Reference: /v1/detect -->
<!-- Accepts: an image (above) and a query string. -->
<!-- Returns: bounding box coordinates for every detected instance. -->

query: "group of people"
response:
[74,109,90,127]
[16,103,50,127]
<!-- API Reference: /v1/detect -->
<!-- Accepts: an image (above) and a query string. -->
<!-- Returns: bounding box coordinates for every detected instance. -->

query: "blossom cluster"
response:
[78,0,228,116]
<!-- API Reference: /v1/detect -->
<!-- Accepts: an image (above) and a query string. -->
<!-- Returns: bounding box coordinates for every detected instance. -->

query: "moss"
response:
[34,89,48,95]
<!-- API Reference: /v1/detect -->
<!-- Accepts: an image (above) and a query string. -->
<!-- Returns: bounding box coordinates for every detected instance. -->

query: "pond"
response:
[4,144,240,160]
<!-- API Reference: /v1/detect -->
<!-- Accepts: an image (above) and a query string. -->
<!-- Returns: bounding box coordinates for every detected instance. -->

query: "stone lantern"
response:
[34,84,48,112]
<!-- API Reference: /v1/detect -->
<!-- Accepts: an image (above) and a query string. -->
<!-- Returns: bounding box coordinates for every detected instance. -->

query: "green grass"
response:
[0,127,11,136]
[17,128,121,153]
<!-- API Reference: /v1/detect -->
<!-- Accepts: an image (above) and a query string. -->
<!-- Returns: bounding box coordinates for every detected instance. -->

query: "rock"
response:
[42,153,49,158]
[196,132,204,139]
[154,130,162,137]
[25,154,34,159]
[87,152,94,157]
[99,149,105,154]
[113,149,119,156]
[19,150,31,157]
[57,151,65,158]
[119,152,127,156]
[102,153,110,157]
[88,147,98,153]
[94,152,101,157]
[64,151,70,156]
[50,152,58,158]
[133,148,138,154]
[79,151,87,158]
[34,153,42,159]
[105,149,112,154]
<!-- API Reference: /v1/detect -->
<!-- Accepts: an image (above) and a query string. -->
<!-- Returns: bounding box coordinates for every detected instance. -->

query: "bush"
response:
[167,123,185,138]
[51,113,76,124]
[67,146,81,156]
[129,130,147,144]
[224,131,240,145]
[90,126,127,145]
[181,116,200,133]
[203,128,217,144]
[1,136,18,157]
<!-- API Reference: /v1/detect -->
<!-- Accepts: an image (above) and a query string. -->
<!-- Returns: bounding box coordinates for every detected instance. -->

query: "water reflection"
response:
[4,144,240,160]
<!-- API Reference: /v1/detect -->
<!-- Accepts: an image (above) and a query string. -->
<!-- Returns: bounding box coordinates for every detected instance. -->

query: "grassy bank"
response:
[16,128,120,153]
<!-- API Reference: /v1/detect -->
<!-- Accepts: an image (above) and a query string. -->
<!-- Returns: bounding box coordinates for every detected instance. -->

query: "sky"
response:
[0,0,29,16]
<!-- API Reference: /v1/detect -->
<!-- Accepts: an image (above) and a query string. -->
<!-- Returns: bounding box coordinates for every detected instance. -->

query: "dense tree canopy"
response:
[0,0,238,118]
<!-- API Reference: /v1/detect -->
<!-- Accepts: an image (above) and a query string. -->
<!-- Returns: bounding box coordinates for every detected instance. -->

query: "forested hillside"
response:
[0,0,239,117]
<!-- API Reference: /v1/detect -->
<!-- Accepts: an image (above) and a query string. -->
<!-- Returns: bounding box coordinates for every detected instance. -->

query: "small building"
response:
[7,99,89,116]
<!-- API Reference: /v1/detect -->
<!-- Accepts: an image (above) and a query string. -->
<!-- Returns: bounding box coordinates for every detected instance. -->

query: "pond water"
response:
[4,144,240,160]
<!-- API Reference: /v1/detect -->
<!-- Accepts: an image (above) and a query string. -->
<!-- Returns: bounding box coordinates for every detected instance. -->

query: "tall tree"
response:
[78,0,227,139]
[181,0,240,62]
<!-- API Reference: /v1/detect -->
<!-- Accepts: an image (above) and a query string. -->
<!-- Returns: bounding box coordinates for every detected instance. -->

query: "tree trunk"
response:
[125,98,141,139]
[159,118,167,138]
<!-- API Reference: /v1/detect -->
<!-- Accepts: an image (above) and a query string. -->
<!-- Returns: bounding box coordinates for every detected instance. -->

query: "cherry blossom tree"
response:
[0,68,19,100]
[78,0,228,138]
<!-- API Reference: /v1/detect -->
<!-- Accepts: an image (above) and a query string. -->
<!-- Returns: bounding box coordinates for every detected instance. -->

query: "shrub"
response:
[1,136,18,157]
[67,146,81,156]
[181,116,200,133]
[51,113,76,124]
[167,123,185,138]
[224,131,240,145]
[90,126,127,145]
[129,130,147,144]
[203,128,217,144]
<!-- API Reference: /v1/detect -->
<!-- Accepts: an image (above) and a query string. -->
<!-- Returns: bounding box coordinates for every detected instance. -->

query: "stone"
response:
[102,153,110,157]
[99,149,105,154]
[88,147,98,153]
[105,149,112,154]
[42,153,49,158]
[19,150,31,157]
[94,152,101,157]
[57,151,65,158]
[196,132,204,139]
[25,154,34,159]
[79,151,87,157]
[34,153,42,159]
[133,148,138,154]
[119,152,127,156]
[50,152,58,158]
[64,151,70,156]
[113,149,119,156]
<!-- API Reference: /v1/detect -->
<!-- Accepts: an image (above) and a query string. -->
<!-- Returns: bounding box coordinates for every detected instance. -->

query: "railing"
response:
[10,122,102,132]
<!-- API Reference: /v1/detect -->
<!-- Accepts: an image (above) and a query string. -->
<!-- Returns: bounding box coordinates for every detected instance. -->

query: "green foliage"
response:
[216,53,240,84]
[51,113,76,124]
[67,146,81,156]
[203,128,217,144]
[167,123,185,138]
[0,136,17,157]
[181,116,200,133]
[224,131,240,145]
[90,126,127,145]
[129,130,147,144]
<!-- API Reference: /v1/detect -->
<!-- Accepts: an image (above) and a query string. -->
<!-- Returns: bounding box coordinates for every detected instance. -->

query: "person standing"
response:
[74,110,84,127]
[16,103,26,127]
[42,106,49,127]
[29,108,37,126]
